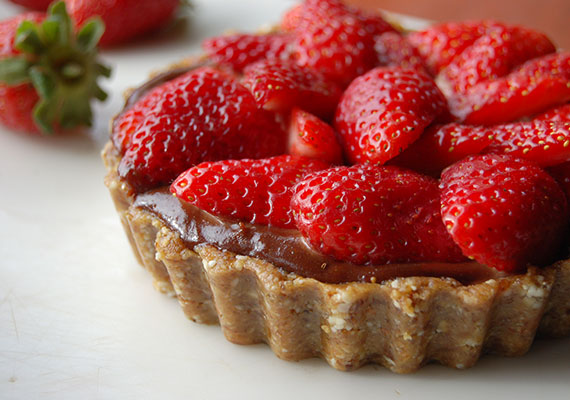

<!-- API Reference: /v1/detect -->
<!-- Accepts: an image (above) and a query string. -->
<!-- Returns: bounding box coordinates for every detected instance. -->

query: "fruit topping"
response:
[534,103,570,122]
[202,33,293,72]
[171,155,328,228]
[291,164,465,265]
[440,154,568,272]
[117,67,287,192]
[334,66,448,164]
[288,107,343,165]
[242,59,342,119]
[374,31,426,72]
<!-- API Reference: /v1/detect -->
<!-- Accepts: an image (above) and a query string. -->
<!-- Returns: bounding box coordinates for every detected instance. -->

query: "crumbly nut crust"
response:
[103,141,570,373]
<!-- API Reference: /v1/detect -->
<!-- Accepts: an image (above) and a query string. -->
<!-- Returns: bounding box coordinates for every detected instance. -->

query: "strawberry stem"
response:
[0,1,111,134]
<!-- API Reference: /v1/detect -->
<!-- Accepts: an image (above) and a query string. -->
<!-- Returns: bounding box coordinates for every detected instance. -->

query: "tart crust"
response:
[103,141,570,373]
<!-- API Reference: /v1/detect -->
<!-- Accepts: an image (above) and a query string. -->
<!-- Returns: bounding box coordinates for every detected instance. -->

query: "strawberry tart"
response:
[103,0,570,373]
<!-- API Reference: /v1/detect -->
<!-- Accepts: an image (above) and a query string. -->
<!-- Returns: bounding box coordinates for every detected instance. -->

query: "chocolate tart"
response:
[103,57,570,373]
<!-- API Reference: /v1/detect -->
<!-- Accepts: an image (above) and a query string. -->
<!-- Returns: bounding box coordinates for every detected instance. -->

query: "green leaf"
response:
[14,21,44,54]
[33,100,55,134]
[0,57,31,85]
[48,1,72,46]
[29,67,56,100]
[94,84,108,102]
[77,18,105,52]
[41,19,60,45]
[96,62,112,78]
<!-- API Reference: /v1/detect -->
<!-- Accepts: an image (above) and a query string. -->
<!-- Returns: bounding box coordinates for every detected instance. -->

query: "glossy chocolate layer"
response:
[135,189,503,284]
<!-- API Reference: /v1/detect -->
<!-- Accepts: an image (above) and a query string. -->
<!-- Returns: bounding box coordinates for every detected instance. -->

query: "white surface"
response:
[0,1,568,399]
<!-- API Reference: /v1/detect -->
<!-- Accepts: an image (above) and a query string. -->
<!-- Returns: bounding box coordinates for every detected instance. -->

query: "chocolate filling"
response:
[135,189,503,284]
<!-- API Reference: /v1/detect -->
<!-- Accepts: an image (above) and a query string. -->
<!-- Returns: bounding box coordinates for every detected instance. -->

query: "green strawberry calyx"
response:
[0,1,111,133]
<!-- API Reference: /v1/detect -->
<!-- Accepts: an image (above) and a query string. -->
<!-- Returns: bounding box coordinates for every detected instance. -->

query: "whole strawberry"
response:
[171,155,328,228]
[292,164,465,265]
[440,154,568,272]
[66,0,179,47]
[334,66,448,164]
[117,67,288,192]
[0,3,110,134]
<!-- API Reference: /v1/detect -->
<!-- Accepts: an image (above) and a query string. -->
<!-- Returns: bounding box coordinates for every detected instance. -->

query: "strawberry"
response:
[8,0,52,10]
[390,123,493,176]
[408,20,500,75]
[117,67,288,192]
[548,161,570,201]
[171,155,328,228]
[534,103,570,122]
[440,154,568,272]
[483,121,570,166]
[439,25,555,92]
[66,0,179,47]
[291,0,377,85]
[0,3,110,134]
[334,66,448,164]
[288,107,343,165]
[374,32,426,72]
[242,59,342,119]
[291,164,465,265]
[281,4,303,32]
[451,52,570,124]
[202,32,293,72]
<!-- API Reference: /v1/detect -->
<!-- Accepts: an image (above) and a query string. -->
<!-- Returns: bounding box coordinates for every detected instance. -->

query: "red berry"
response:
[440,154,568,272]
[288,107,343,165]
[242,59,342,119]
[7,0,52,10]
[374,32,426,73]
[408,20,501,75]
[66,0,179,47]
[281,4,303,32]
[117,67,287,192]
[171,155,328,228]
[202,32,293,72]
[291,0,376,86]
[534,103,570,122]
[390,123,493,176]
[292,164,465,265]
[334,66,448,164]
[0,5,109,134]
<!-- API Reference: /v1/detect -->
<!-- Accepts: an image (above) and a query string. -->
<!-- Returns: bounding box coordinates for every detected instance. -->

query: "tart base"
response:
[103,141,570,373]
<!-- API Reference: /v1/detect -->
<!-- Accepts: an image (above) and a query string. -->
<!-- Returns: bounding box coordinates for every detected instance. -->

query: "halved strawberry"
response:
[453,52,570,124]
[484,121,570,166]
[171,155,328,228]
[408,20,501,75]
[390,123,493,176]
[118,67,287,192]
[334,66,448,164]
[374,32,426,72]
[534,103,570,122]
[440,154,568,272]
[242,59,342,119]
[202,32,293,72]
[291,0,376,85]
[288,107,343,165]
[291,164,465,265]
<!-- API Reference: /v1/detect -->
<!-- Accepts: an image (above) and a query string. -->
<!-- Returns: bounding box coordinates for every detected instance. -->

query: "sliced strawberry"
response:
[291,164,465,265]
[440,154,568,272]
[242,59,342,119]
[390,123,493,176]
[452,52,570,124]
[440,25,555,95]
[202,32,293,72]
[288,107,343,165]
[118,67,287,192]
[534,103,570,122]
[484,121,570,166]
[291,0,376,85]
[171,155,328,228]
[334,66,448,164]
[408,20,501,75]
[374,32,426,72]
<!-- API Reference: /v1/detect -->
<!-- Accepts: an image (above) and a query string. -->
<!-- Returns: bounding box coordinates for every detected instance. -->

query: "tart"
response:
[103,0,570,373]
